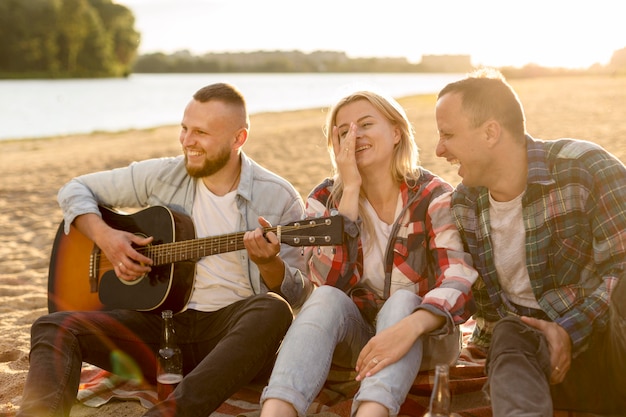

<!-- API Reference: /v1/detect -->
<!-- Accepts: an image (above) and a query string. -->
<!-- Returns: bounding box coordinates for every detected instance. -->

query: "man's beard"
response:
[185,147,230,178]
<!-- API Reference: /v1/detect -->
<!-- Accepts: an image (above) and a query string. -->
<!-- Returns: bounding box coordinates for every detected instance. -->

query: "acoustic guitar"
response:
[48,205,343,313]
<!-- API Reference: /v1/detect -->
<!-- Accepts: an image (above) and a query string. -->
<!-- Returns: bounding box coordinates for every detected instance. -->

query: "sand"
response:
[1,75,625,416]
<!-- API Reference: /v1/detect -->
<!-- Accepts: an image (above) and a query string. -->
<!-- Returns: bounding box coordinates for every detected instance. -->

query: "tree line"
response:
[130,48,626,77]
[131,50,473,74]
[0,0,139,78]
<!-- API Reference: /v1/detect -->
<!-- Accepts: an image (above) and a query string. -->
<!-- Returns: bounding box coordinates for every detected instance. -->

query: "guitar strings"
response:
[95,222,333,268]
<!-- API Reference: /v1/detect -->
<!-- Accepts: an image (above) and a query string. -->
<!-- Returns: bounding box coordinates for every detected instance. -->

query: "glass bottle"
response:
[423,363,452,417]
[156,309,183,401]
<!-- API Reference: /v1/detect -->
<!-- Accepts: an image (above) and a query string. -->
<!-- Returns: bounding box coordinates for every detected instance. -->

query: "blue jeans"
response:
[260,286,461,417]
[17,293,293,417]
[486,277,626,416]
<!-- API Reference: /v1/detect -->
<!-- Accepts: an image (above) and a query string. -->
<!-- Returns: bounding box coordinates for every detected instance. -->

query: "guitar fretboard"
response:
[141,230,249,265]
[132,222,329,266]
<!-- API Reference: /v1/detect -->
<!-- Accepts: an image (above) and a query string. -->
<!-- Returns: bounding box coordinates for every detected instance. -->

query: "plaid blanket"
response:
[77,321,490,416]
[78,360,490,417]
[76,321,603,417]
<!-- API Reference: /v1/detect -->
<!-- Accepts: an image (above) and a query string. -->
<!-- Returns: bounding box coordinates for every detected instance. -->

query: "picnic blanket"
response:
[78,357,490,416]
[75,321,605,417]
[77,320,489,416]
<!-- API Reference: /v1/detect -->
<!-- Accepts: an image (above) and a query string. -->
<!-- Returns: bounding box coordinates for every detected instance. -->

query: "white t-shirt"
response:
[361,193,403,297]
[489,192,541,309]
[186,181,252,312]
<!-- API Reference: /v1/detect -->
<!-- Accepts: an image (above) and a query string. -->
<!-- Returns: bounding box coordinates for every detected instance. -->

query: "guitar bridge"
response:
[89,246,100,293]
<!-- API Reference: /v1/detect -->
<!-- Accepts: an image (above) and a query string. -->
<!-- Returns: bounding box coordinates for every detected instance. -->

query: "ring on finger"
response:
[118,262,123,268]
[372,357,379,365]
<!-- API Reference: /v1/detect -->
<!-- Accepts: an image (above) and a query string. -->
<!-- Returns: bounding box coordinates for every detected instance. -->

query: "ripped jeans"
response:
[486,278,626,416]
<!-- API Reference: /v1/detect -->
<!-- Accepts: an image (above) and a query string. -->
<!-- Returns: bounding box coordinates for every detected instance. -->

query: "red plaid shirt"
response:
[305,168,477,333]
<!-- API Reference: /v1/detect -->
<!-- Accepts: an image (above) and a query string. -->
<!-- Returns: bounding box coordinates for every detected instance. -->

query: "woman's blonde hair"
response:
[323,91,421,247]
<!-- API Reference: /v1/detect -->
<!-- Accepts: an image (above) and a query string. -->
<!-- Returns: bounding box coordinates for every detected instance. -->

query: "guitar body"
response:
[48,205,343,314]
[48,206,196,314]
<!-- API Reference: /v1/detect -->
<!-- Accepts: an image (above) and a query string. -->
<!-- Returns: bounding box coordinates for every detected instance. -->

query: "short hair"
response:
[193,83,250,129]
[438,68,526,140]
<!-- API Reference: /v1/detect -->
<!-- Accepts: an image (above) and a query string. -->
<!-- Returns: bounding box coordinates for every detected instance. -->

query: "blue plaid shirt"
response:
[451,135,626,355]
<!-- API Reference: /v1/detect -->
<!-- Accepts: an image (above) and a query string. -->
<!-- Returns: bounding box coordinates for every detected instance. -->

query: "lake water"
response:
[0,73,463,141]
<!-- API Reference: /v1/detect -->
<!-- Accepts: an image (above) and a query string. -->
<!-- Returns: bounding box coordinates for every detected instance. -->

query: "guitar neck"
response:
[137,229,259,266]
[129,215,342,266]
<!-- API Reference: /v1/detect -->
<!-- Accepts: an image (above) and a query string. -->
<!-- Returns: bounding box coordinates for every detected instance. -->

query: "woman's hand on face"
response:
[333,123,361,189]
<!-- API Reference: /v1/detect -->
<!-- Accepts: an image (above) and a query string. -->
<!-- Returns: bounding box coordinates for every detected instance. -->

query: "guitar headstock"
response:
[278,215,344,247]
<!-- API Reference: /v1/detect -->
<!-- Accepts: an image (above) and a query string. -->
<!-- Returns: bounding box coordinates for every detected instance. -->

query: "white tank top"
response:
[360,193,402,297]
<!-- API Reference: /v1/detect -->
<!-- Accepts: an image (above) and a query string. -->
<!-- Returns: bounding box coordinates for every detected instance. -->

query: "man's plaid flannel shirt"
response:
[451,135,626,356]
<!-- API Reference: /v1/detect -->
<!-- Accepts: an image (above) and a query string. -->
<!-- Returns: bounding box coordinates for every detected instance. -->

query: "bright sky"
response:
[120,0,625,69]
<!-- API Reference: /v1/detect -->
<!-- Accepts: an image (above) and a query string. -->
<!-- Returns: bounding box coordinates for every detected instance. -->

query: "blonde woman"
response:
[259,90,477,417]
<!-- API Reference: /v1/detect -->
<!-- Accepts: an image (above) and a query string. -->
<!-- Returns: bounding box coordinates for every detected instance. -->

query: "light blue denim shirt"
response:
[57,151,312,308]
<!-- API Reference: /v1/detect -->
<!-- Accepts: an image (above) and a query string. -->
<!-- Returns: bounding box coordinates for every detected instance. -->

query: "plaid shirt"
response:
[451,136,626,355]
[306,168,477,335]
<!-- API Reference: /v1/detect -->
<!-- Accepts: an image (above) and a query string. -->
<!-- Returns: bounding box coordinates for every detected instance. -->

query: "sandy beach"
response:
[1,75,625,416]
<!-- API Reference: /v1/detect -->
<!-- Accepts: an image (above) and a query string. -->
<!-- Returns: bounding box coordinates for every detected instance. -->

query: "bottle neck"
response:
[428,364,451,415]
[161,312,177,347]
